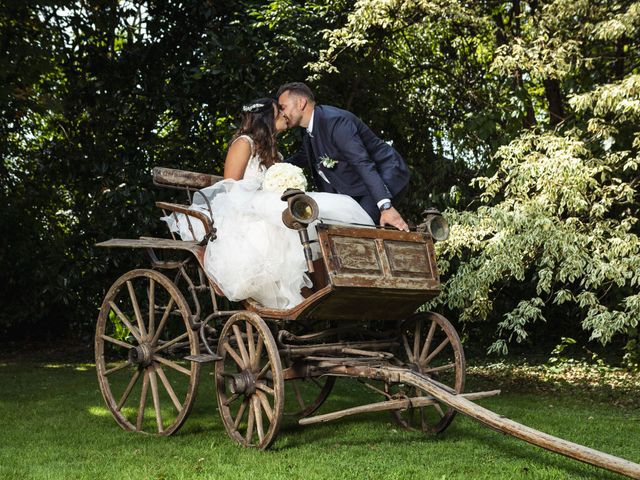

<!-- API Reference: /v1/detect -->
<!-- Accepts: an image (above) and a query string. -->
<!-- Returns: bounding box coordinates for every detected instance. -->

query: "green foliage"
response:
[427,1,640,355]
[0,0,349,337]
[3,0,640,361]
[548,337,577,365]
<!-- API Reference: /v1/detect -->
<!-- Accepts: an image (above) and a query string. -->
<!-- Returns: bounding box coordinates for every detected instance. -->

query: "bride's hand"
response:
[380,207,409,232]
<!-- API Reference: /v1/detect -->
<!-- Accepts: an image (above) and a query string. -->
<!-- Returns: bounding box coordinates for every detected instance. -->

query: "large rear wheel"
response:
[386,311,465,434]
[95,269,200,435]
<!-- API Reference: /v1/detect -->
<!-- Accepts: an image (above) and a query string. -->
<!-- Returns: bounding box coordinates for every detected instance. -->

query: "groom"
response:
[277,82,410,231]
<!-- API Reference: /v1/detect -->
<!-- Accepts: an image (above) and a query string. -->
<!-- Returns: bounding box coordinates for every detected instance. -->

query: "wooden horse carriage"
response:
[95,168,640,478]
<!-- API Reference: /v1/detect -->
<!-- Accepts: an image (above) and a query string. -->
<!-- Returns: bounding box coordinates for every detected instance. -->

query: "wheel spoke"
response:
[223,393,240,407]
[434,402,445,418]
[136,370,150,431]
[154,332,189,353]
[253,396,265,444]
[109,301,143,344]
[245,401,255,444]
[256,360,272,380]
[222,341,245,369]
[232,324,250,368]
[153,355,191,376]
[413,320,421,359]
[423,363,455,374]
[148,278,156,338]
[419,319,438,363]
[126,280,148,339]
[105,360,132,376]
[402,334,413,362]
[101,334,135,350]
[234,399,248,428]
[149,368,164,433]
[253,334,263,371]
[256,391,273,422]
[292,382,306,410]
[246,323,256,370]
[424,337,451,365]
[256,381,274,396]
[156,365,182,412]
[117,368,141,411]
[150,297,175,345]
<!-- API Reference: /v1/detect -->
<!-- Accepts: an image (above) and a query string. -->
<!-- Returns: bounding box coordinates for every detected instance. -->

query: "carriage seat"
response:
[151,166,331,299]
[153,167,223,245]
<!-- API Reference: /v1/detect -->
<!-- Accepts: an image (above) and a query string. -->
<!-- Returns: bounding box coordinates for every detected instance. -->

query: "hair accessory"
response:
[242,102,268,113]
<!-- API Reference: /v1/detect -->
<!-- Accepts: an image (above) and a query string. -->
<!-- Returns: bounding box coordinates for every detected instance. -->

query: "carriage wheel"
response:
[215,311,284,449]
[284,368,335,418]
[95,269,200,435]
[386,311,465,434]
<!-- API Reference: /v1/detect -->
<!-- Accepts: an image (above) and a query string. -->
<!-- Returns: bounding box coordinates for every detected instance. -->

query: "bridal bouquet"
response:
[262,163,307,193]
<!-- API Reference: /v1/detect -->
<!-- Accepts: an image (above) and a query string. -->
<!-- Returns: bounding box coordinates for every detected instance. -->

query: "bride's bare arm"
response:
[223,138,252,180]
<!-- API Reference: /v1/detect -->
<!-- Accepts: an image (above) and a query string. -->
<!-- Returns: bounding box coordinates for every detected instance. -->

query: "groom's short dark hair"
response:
[277,82,315,102]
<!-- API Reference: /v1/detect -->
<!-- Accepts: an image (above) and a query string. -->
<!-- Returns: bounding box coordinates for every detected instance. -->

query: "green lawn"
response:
[1,358,639,480]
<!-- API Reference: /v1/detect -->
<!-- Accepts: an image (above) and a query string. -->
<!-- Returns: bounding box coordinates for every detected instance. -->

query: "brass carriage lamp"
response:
[281,189,319,272]
[418,208,450,241]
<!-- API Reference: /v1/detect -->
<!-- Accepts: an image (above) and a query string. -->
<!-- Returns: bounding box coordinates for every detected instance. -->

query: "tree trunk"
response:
[614,37,626,80]
[543,78,564,126]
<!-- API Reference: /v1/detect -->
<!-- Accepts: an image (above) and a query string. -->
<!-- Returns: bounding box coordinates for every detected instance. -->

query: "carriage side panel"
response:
[285,225,442,322]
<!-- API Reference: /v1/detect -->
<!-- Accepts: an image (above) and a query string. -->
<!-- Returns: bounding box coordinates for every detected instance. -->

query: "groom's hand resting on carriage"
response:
[380,206,410,232]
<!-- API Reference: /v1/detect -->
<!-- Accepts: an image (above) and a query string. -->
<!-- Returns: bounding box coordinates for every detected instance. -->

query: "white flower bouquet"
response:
[262,163,307,193]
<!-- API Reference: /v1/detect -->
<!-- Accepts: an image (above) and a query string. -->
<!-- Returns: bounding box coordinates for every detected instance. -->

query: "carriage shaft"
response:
[319,364,640,479]
[298,389,501,426]
[279,339,398,357]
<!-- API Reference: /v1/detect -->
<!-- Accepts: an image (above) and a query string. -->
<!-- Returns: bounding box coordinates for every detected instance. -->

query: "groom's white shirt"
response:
[306,109,315,137]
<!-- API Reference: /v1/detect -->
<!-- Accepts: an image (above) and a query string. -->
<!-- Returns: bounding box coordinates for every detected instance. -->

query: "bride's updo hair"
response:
[233,98,279,168]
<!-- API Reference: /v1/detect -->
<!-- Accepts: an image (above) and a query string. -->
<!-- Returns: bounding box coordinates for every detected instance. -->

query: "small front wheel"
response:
[215,311,284,449]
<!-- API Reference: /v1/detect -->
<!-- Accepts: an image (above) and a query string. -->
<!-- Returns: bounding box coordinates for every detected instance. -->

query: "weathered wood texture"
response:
[95,237,202,253]
[153,166,223,190]
[317,224,440,291]
[95,237,225,296]
[298,390,501,425]
[320,364,640,479]
[95,269,200,435]
[244,224,442,321]
[155,201,215,238]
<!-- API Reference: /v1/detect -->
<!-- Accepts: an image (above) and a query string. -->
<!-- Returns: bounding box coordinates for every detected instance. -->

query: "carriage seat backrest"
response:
[153,167,224,245]
[153,167,223,192]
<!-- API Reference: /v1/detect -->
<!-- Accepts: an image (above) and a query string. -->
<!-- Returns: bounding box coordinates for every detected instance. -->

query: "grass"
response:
[1,354,639,480]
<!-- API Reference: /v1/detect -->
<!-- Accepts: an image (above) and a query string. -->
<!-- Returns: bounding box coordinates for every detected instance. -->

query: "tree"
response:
[0,0,352,338]
[313,0,640,359]
[434,1,639,356]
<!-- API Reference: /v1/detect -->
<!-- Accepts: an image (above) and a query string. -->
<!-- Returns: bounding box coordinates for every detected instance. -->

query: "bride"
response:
[164,98,374,309]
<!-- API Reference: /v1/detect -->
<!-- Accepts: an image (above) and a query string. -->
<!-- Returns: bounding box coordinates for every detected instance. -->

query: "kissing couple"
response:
[166,82,411,310]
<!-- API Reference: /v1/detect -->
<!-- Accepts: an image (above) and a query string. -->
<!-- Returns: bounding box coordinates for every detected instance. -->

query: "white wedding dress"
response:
[163,135,374,309]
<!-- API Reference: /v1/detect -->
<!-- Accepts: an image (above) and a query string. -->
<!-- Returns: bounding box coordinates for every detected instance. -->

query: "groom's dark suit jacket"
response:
[287,105,410,222]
